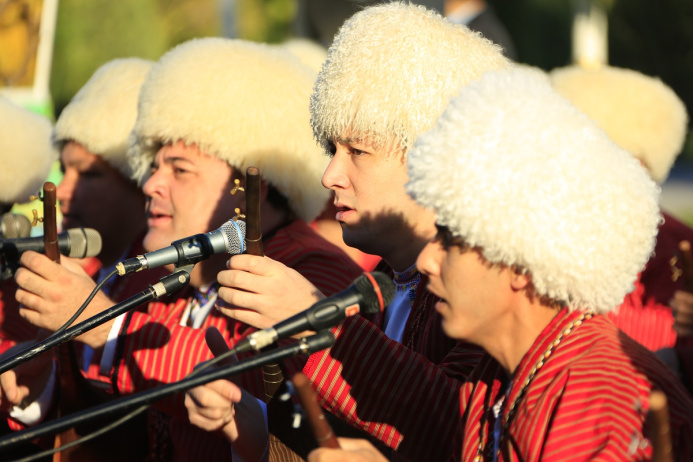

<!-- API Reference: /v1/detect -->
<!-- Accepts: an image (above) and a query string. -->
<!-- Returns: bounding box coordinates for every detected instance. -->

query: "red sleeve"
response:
[0,281,40,356]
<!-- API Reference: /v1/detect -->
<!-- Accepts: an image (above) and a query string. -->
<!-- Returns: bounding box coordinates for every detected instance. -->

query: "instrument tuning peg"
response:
[233,208,246,221]
[30,209,44,227]
[230,179,245,195]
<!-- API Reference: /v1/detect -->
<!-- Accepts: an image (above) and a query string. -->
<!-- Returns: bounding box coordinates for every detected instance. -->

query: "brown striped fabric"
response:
[456,309,693,461]
[108,220,362,461]
[303,269,485,461]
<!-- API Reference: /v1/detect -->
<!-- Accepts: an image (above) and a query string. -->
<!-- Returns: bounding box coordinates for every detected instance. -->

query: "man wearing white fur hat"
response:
[13,37,361,460]
[213,3,510,459]
[550,65,693,390]
[311,66,693,462]
[2,58,167,459]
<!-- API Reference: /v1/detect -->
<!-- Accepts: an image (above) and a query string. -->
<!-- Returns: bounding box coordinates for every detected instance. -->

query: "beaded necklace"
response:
[475,311,595,461]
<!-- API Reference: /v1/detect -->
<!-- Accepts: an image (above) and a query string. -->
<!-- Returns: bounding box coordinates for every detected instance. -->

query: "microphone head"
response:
[354,271,395,315]
[1,213,32,238]
[66,228,102,258]
[219,219,246,254]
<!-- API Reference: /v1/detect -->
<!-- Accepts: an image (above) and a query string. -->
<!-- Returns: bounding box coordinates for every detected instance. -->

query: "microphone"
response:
[116,218,246,275]
[0,228,102,280]
[0,213,32,238]
[235,271,395,353]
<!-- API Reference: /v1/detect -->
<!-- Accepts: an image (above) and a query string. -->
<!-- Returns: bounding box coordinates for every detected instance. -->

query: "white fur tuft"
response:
[310,1,510,152]
[407,68,661,313]
[0,98,56,204]
[550,66,688,184]
[53,58,153,178]
[129,38,329,222]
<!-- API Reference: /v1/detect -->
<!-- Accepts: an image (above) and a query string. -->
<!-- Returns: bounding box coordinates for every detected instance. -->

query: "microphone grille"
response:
[66,228,102,258]
[220,219,246,254]
[1,213,32,238]
[354,271,395,315]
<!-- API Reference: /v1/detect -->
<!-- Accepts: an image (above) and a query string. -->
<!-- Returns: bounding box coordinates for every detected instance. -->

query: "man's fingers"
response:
[19,251,61,281]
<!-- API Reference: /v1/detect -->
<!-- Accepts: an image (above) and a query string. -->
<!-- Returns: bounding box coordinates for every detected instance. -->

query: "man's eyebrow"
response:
[162,154,196,165]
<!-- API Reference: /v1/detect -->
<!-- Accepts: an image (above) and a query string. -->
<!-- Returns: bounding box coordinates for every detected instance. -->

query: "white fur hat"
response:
[407,68,661,314]
[280,38,327,74]
[0,97,55,205]
[53,58,153,178]
[550,66,688,184]
[310,1,510,152]
[129,38,329,222]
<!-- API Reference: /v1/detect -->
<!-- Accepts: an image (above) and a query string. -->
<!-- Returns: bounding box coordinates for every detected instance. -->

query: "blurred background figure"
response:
[0,96,55,354]
[0,96,54,460]
[550,65,692,386]
[52,58,154,281]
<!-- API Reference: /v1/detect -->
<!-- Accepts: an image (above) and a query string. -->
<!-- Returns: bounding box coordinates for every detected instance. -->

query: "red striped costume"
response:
[609,211,693,352]
[108,220,362,461]
[0,234,163,358]
[456,309,693,461]
[303,269,485,461]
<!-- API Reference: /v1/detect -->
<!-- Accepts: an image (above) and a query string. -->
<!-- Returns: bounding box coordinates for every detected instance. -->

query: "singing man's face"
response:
[416,226,512,344]
[141,141,241,254]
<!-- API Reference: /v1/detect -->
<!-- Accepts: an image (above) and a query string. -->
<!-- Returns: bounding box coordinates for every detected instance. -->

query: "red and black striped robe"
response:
[456,309,693,461]
[303,268,485,461]
[109,219,362,461]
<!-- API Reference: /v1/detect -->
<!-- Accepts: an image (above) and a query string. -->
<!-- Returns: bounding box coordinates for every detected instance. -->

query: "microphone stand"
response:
[0,332,335,453]
[0,266,193,375]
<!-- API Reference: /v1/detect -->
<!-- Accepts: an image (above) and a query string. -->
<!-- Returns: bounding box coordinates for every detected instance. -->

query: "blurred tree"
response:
[50,0,222,115]
[237,0,295,43]
[50,0,168,114]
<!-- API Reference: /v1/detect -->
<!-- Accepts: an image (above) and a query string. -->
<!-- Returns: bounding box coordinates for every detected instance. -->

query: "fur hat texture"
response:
[310,1,510,153]
[280,38,327,74]
[129,38,329,222]
[550,66,688,184]
[0,97,56,205]
[53,58,153,178]
[407,68,661,314]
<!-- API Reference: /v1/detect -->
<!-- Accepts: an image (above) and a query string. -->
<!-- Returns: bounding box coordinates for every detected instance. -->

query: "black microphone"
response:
[0,228,102,281]
[0,213,32,238]
[116,219,246,275]
[234,271,395,353]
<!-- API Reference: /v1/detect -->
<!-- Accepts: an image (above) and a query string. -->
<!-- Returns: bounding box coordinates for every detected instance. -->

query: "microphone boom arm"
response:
[0,332,335,453]
[0,266,193,376]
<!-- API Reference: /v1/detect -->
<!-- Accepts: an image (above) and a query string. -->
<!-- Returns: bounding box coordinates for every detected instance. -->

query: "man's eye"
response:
[327,141,337,157]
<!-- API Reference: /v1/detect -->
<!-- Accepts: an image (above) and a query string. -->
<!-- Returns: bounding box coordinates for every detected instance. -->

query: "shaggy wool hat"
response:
[129,38,329,222]
[280,38,327,74]
[407,68,661,314]
[310,1,510,153]
[550,66,688,184]
[0,97,55,205]
[53,58,153,178]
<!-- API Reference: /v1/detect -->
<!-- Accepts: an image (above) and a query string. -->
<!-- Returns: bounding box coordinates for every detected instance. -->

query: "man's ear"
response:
[509,269,531,292]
